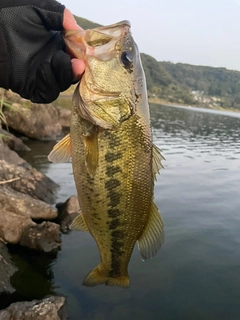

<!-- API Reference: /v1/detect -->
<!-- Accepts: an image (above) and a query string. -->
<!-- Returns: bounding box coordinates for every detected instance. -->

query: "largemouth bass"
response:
[48,21,164,287]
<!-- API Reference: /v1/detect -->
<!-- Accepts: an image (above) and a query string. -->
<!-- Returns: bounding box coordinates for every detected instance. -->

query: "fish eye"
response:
[121,52,133,69]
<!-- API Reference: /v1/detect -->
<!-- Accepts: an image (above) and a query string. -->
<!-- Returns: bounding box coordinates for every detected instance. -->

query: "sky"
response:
[63,0,240,71]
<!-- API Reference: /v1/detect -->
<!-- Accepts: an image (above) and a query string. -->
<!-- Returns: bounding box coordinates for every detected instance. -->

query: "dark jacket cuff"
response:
[0,28,8,89]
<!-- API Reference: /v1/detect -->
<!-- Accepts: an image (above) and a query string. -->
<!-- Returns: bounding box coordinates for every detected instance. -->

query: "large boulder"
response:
[0,138,29,167]
[0,128,30,152]
[20,222,61,252]
[0,241,17,295]
[0,296,67,320]
[55,196,80,233]
[0,160,58,204]
[3,102,62,141]
[0,186,58,221]
[0,187,61,252]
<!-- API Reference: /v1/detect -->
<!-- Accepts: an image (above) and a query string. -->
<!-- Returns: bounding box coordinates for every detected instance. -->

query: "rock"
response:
[0,296,67,320]
[0,241,17,295]
[55,106,71,128]
[3,102,62,141]
[0,160,58,204]
[0,128,30,152]
[1,89,25,104]
[20,222,61,252]
[0,138,29,167]
[0,208,33,244]
[0,187,61,252]
[56,196,80,233]
[0,186,58,221]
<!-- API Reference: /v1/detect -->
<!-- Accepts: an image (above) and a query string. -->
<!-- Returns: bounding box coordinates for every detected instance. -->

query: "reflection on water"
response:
[0,246,57,309]
[4,104,240,320]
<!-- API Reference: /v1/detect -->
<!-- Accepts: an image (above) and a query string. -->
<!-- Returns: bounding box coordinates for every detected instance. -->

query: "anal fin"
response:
[137,202,164,260]
[70,212,89,231]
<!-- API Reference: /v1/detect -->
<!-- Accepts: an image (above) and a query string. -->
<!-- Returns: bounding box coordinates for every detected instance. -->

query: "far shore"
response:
[148,97,240,114]
[56,92,240,115]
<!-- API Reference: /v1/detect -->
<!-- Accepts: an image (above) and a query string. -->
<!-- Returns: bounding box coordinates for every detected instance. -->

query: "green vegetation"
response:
[141,54,240,110]
[141,54,195,105]
[0,90,20,130]
[0,93,11,130]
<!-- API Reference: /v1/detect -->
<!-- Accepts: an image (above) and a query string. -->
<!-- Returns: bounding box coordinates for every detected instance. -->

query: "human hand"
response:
[63,8,85,81]
[0,0,85,103]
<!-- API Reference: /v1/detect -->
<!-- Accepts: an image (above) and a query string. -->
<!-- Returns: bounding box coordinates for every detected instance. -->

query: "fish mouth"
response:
[63,21,131,62]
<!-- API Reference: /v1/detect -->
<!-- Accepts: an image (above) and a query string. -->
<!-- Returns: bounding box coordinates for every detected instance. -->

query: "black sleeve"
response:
[0,23,8,89]
[0,0,74,103]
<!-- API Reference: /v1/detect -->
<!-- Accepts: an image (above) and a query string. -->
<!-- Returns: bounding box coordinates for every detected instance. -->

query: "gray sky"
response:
[63,0,240,71]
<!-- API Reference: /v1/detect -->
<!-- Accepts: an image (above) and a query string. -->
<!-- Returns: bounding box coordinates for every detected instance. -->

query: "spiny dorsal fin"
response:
[70,212,89,231]
[48,133,71,163]
[137,202,164,260]
[84,126,99,177]
[152,144,165,181]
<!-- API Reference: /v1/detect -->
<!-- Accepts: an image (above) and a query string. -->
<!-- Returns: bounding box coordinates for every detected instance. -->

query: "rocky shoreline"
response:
[0,90,79,319]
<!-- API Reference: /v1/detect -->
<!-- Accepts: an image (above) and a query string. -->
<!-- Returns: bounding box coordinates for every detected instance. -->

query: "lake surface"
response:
[3,103,240,320]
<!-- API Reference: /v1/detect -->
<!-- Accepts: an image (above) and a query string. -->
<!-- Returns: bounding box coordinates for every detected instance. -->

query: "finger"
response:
[63,8,82,30]
[71,58,85,80]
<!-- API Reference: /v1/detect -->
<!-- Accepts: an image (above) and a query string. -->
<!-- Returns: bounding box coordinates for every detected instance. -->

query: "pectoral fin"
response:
[152,144,165,181]
[70,212,89,231]
[48,134,71,163]
[83,126,99,177]
[137,202,164,260]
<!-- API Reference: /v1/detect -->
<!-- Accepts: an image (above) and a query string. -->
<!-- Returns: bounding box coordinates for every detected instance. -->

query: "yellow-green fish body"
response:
[49,21,164,287]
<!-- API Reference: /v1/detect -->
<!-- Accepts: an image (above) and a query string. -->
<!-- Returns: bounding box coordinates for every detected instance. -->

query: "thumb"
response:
[63,8,82,30]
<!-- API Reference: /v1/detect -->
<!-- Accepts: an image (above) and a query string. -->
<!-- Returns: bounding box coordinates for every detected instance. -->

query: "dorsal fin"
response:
[48,134,71,163]
[137,202,164,260]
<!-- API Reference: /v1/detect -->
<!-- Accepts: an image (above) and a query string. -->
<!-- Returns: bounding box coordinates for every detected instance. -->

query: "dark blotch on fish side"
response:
[111,230,123,238]
[106,165,122,177]
[107,208,121,218]
[105,178,121,190]
[105,152,122,163]
[108,218,121,230]
[108,230,125,276]
[107,191,121,207]
[108,135,121,149]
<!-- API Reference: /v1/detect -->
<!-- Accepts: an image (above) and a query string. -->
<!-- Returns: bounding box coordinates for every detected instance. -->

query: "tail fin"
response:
[82,264,130,288]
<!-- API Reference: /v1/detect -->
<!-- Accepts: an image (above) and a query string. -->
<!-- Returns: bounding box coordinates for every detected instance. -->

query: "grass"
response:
[0,94,11,130]
[0,91,20,131]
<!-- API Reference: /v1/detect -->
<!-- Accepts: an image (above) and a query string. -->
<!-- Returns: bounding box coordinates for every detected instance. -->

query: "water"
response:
[3,104,240,319]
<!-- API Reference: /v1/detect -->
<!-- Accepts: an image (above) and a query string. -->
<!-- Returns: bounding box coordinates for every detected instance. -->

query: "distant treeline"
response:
[141,53,240,110]
[74,16,240,110]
